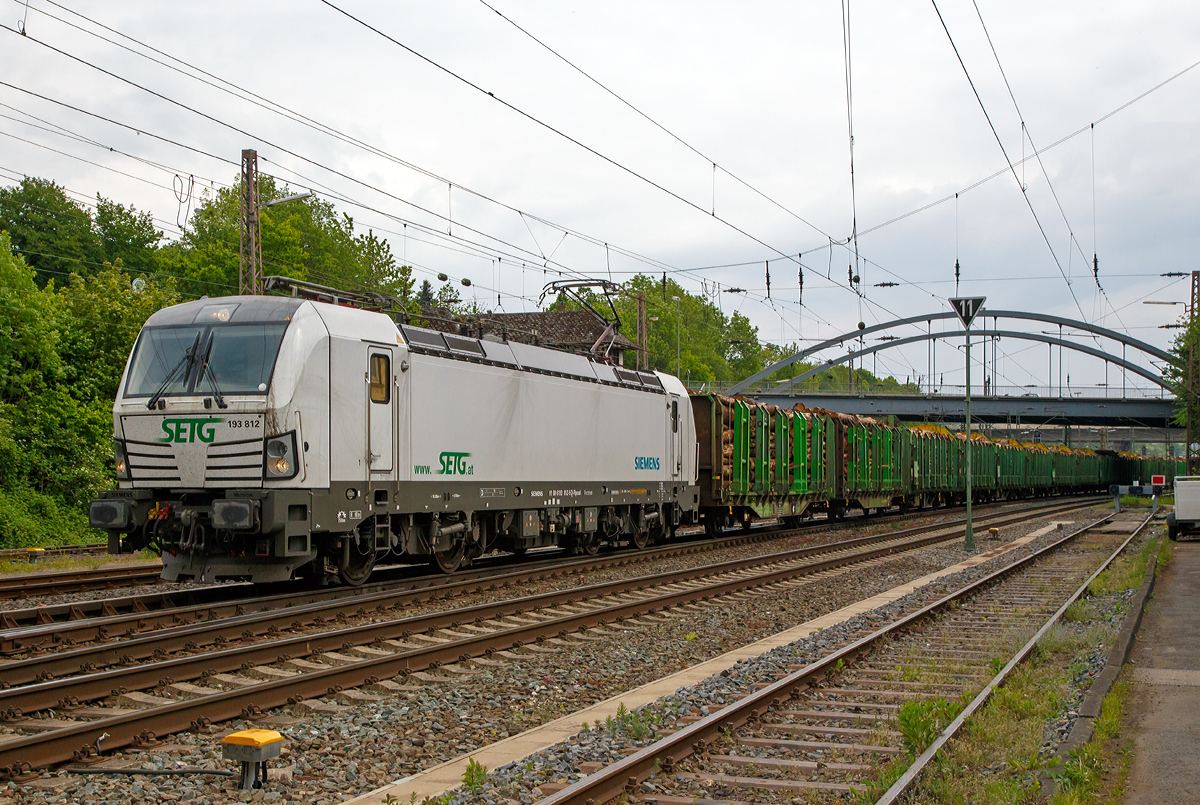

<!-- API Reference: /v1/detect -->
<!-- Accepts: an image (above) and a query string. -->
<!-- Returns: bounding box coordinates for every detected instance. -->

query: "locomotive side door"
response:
[670,395,683,479]
[366,347,394,475]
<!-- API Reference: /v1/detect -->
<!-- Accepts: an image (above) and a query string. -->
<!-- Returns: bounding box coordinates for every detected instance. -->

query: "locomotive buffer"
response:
[951,296,986,552]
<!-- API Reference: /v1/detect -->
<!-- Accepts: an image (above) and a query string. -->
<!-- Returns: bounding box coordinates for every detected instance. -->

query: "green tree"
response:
[172,175,413,300]
[0,231,60,402]
[94,195,162,275]
[612,274,752,384]
[56,266,180,402]
[0,177,103,286]
[415,278,435,307]
[1165,311,1197,428]
[0,232,105,546]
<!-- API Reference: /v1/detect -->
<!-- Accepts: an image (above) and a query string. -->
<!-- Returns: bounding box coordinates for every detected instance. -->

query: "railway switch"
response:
[221,728,284,790]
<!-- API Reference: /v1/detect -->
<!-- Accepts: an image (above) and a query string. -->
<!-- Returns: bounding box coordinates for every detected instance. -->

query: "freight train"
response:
[88,284,1182,585]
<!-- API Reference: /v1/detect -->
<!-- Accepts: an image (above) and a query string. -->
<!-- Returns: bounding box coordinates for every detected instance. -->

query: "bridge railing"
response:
[691,380,1175,401]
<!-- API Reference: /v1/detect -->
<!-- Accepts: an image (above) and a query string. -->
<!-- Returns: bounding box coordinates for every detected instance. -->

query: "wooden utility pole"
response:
[239,149,263,295]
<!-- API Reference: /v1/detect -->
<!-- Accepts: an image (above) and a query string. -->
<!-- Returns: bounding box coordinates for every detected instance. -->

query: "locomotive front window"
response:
[205,323,289,394]
[125,326,205,397]
[124,322,289,398]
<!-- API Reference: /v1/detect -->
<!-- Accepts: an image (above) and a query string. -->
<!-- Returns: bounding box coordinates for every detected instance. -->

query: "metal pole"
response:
[637,292,647,370]
[239,149,262,295]
[1189,271,1200,474]
[965,329,974,552]
[673,296,681,377]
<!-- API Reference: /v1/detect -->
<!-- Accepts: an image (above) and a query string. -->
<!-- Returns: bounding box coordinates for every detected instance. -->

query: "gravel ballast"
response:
[0,507,1107,805]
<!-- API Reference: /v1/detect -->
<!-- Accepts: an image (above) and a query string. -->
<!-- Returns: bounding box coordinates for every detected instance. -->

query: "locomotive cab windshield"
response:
[124,301,294,402]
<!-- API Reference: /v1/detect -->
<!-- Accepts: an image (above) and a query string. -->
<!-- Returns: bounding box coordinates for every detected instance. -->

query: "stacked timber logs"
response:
[713,394,789,491]
[719,396,735,493]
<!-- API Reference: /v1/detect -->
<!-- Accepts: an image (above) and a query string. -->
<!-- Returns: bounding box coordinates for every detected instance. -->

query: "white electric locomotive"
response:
[89,283,699,585]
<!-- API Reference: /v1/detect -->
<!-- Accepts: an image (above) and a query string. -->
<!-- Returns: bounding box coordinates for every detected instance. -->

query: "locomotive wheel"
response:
[577,532,601,556]
[338,540,377,586]
[632,529,650,550]
[431,539,466,573]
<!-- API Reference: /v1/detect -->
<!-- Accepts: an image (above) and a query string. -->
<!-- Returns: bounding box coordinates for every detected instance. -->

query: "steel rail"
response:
[874,512,1154,804]
[0,565,163,598]
[0,499,1096,681]
[0,503,1091,772]
[0,493,1076,631]
[0,496,1099,651]
[0,516,796,640]
[0,543,107,561]
[534,510,1128,805]
[0,493,1095,611]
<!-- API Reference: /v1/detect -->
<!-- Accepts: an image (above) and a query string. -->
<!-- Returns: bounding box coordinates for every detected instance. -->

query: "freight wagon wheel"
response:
[576,533,601,556]
[431,539,466,573]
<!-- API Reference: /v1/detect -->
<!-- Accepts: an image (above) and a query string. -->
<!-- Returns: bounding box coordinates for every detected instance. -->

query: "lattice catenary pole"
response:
[239,149,263,295]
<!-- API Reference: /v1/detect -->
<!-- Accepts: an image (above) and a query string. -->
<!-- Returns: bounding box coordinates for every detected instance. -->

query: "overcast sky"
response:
[2,0,1198,392]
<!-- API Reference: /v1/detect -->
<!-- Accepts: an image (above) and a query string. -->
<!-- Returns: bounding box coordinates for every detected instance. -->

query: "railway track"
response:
[0,563,164,599]
[0,497,1101,777]
[0,498,1095,656]
[0,494,1100,613]
[0,543,107,562]
[531,511,1151,805]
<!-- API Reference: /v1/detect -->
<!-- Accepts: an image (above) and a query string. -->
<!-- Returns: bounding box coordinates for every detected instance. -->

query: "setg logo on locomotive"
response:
[159,417,223,444]
[437,451,473,475]
[634,456,661,471]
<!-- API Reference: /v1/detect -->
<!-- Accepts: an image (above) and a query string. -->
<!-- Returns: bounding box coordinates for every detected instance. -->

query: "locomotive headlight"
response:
[113,439,130,480]
[263,432,299,480]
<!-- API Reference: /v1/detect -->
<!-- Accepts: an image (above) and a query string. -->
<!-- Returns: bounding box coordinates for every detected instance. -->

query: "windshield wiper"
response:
[146,332,201,410]
[198,336,228,409]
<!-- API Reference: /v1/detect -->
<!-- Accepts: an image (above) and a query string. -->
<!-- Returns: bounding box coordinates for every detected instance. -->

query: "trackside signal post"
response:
[951,296,986,552]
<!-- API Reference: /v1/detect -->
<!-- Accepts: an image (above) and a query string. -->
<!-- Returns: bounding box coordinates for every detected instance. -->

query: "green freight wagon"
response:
[689,394,835,534]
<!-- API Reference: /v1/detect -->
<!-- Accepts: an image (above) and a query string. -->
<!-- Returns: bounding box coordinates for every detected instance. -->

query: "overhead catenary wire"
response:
[853,50,1200,243]
[0,26,663,292]
[9,0,1185,383]
[18,0,682,281]
[474,0,835,244]
[1,4,943,338]
[841,0,862,293]
[929,0,1087,323]
[968,0,1128,334]
[0,162,186,237]
[0,99,231,191]
[5,22,909,346]
[313,1,846,286]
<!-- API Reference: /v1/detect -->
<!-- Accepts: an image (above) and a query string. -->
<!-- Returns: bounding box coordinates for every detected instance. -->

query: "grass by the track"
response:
[858,515,1169,805]
[0,548,159,577]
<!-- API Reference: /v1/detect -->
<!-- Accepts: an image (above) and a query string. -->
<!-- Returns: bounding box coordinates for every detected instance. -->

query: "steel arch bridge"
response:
[728,309,1178,396]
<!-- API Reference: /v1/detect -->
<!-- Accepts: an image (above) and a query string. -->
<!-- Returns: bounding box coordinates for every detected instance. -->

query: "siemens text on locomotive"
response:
[89,286,1181,585]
